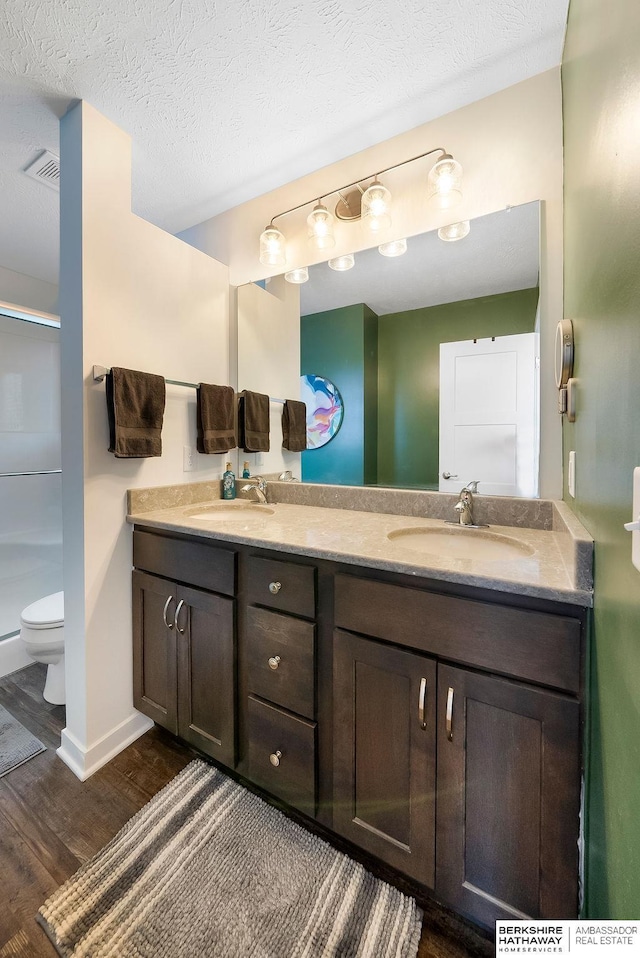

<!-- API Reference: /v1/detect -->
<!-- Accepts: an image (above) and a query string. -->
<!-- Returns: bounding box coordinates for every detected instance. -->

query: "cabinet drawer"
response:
[247,695,316,815]
[133,530,235,596]
[246,555,316,618]
[335,574,581,693]
[246,608,315,719]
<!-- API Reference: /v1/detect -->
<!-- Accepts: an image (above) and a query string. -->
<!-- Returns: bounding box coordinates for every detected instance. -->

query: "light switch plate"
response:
[632,467,640,572]
[568,451,576,498]
[183,445,194,472]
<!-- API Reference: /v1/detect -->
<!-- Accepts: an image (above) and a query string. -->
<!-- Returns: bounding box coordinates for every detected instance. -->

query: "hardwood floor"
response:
[0,665,492,958]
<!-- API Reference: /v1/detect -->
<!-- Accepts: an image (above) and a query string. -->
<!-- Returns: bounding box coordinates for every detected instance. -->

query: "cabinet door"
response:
[176,585,236,768]
[132,570,178,734]
[333,630,436,887]
[436,664,580,925]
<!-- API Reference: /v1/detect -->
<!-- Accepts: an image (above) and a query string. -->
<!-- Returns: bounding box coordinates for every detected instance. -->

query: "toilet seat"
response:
[20,591,64,630]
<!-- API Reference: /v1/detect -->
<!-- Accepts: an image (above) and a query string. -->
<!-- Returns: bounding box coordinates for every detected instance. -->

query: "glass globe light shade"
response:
[328,253,355,272]
[307,202,336,250]
[437,220,471,242]
[378,238,408,257]
[259,225,286,267]
[427,155,463,210]
[284,267,309,284]
[362,180,392,231]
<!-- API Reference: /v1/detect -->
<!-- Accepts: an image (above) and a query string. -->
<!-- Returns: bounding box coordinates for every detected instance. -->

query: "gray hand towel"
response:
[197,383,237,453]
[282,399,307,451]
[106,367,166,458]
[238,391,270,452]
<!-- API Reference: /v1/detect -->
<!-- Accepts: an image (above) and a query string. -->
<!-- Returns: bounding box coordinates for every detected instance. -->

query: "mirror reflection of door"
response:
[439,333,540,498]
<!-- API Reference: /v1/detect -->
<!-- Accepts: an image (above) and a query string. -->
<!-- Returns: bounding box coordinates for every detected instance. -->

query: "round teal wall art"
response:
[300,375,344,449]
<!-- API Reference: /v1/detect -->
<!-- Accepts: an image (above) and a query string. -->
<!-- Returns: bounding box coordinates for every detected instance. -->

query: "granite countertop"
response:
[127,485,593,607]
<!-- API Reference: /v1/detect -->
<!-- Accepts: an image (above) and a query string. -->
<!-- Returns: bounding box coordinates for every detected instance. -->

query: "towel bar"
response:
[93,365,286,402]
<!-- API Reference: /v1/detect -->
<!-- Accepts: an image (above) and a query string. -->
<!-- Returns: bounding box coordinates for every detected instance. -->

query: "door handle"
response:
[441,472,459,480]
[446,686,454,741]
[162,595,175,629]
[418,677,428,730]
[174,599,187,635]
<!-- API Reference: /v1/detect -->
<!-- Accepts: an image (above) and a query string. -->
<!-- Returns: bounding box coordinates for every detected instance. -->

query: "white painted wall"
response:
[0,265,59,315]
[181,69,564,499]
[58,101,230,779]
[237,276,302,479]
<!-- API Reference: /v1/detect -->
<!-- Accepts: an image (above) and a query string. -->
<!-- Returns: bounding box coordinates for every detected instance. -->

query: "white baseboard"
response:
[57,710,154,781]
[0,634,32,678]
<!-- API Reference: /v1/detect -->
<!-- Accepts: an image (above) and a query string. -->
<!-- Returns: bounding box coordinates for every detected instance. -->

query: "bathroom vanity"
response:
[128,486,591,930]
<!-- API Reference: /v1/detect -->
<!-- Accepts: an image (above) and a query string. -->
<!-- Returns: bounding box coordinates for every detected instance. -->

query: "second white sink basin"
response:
[387,526,535,562]
[188,502,275,520]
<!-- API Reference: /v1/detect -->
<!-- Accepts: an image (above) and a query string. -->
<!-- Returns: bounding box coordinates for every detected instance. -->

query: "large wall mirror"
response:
[243,201,541,498]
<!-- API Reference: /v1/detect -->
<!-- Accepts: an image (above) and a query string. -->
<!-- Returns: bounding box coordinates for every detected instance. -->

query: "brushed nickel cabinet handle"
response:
[418,677,427,730]
[268,655,281,670]
[268,581,282,595]
[174,599,186,635]
[162,595,175,629]
[269,750,282,767]
[446,686,454,741]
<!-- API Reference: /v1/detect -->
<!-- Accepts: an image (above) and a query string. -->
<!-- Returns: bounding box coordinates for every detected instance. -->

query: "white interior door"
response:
[439,333,539,497]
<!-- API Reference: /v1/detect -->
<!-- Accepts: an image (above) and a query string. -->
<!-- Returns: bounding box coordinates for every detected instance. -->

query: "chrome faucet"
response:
[454,481,480,526]
[240,476,268,504]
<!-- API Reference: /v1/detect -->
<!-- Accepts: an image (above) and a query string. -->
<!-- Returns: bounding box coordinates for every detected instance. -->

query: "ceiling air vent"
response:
[24,150,60,191]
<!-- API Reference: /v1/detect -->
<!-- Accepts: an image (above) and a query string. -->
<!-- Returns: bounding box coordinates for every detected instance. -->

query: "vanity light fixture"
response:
[437,220,470,242]
[328,253,355,271]
[361,178,392,231]
[284,266,309,284]
[427,154,463,209]
[378,238,408,257]
[259,224,287,267]
[307,201,336,251]
[258,146,462,267]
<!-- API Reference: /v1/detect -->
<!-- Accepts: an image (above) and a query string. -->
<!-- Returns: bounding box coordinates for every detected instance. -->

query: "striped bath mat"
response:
[38,759,422,957]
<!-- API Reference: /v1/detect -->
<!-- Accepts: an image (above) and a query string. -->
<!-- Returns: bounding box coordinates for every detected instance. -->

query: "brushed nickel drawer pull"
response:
[268,655,281,670]
[162,595,175,630]
[269,750,282,767]
[174,599,186,635]
[268,581,282,595]
[418,677,427,730]
[446,686,454,742]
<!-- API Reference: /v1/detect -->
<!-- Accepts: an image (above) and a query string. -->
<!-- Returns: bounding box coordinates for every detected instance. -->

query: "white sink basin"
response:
[188,502,275,520]
[387,526,535,562]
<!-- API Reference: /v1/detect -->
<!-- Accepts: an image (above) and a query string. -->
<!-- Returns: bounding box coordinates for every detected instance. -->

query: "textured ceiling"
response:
[298,201,539,316]
[0,0,568,288]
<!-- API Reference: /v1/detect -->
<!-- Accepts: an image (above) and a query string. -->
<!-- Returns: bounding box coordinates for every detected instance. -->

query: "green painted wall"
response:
[563,0,640,918]
[301,304,378,485]
[377,288,538,487]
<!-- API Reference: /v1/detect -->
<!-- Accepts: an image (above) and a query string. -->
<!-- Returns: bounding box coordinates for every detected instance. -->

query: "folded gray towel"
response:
[106,367,166,458]
[197,383,237,453]
[282,399,307,451]
[238,391,270,452]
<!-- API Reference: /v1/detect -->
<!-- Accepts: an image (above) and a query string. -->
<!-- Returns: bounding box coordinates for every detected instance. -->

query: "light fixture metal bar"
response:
[269,147,447,226]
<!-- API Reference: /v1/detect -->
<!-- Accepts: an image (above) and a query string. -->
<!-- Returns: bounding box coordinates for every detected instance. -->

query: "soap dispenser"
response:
[222,462,236,500]
[242,460,250,479]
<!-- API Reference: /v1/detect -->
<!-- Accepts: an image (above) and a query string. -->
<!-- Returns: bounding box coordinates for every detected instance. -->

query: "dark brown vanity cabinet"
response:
[332,572,584,927]
[333,630,437,887]
[132,531,236,768]
[132,527,586,932]
[241,554,318,817]
[435,665,580,923]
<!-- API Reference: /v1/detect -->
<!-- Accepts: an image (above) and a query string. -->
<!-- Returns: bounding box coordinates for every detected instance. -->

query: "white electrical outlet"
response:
[568,451,576,498]
[183,445,194,472]
[255,452,264,467]
[624,467,640,572]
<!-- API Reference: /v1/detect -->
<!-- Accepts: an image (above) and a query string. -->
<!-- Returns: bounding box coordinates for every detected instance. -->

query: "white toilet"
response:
[20,591,65,705]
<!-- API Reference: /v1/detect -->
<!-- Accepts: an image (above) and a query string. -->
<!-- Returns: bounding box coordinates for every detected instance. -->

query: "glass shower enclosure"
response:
[0,312,62,645]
